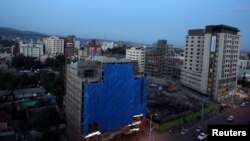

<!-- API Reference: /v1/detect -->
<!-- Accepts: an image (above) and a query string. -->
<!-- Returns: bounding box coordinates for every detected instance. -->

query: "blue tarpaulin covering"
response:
[83,64,147,135]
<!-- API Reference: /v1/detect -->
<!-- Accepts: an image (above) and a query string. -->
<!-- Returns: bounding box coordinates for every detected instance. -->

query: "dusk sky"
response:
[0,0,250,51]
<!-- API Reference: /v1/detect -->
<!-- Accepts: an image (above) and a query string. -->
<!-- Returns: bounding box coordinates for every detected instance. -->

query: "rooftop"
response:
[91,56,132,63]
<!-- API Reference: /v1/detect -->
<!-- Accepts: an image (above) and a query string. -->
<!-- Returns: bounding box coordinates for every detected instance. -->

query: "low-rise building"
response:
[126,47,146,73]
[101,42,114,51]
[20,43,43,59]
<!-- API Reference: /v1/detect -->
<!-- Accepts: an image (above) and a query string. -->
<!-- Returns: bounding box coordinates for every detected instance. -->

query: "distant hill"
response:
[0,27,47,38]
[0,27,151,47]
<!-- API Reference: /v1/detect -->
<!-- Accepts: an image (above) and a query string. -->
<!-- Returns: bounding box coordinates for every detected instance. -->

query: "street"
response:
[132,104,250,141]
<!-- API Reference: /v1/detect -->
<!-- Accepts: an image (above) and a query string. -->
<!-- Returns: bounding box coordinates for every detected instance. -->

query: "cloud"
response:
[220,6,250,15]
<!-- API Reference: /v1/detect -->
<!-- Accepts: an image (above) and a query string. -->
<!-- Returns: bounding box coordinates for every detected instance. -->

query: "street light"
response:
[149,113,157,141]
[231,88,237,108]
[201,103,204,122]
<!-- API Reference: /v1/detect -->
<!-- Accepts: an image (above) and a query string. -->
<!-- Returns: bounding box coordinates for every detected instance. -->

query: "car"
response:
[227,115,235,121]
[240,102,246,107]
[195,126,202,132]
[180,128,189,135]
[198,132,208,140]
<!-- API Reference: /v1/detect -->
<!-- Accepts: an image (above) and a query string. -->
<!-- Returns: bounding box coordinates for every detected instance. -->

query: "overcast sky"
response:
[0,0,249,51]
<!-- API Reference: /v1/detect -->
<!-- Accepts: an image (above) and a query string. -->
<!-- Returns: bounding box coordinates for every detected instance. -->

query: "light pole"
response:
[201,103,204,122]
[232,88,236,108]
[149,113,157,141]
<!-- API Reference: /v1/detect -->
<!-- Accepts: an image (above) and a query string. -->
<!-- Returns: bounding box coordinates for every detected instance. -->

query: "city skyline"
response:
[0,0,250,51]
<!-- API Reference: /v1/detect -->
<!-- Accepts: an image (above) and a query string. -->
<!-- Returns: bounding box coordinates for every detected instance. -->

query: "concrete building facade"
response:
[238,59,250,69]
[20,44,43,58]
[145,40,172,79]
[43,36,64,56]
[181,25,240,101]
[101,42,114,51]
[65,57,147,141]
[126,47,146,73]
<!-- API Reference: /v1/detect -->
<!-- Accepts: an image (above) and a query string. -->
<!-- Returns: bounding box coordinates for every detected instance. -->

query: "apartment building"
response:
[19,43,43,59]
[126,47,146,73]
[181,25,240,101]
[43,36,64,56]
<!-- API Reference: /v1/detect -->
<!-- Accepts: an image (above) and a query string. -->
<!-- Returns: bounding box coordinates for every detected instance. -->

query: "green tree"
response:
[33,107,59,132]
[44,58,54,68]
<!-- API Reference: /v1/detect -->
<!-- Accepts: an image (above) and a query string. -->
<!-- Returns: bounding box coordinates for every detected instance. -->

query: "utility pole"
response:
[201,103,204,122]
[149,114,157,141]
[231,88,236,108]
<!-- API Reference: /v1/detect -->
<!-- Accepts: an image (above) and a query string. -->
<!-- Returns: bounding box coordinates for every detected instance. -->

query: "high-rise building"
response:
[65,57,147,141]
[145,40,172,78]
[180,25,240,101]
[43,36,64,56]
[126,47,146,73]
[64,35,77,62]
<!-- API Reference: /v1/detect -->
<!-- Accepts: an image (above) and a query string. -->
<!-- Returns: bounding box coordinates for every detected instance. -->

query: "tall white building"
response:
[126,47,146,73]
[181,25,240,101]
[43,36,64,56]
[19,43,43,59]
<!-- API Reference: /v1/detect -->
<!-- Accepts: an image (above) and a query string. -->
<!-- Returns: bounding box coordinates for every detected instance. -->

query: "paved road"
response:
[130,104,250,141]
[166,105,250,141]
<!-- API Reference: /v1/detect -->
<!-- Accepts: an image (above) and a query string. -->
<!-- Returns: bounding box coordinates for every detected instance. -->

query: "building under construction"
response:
[145,40,173,79]
[65,57,147,141]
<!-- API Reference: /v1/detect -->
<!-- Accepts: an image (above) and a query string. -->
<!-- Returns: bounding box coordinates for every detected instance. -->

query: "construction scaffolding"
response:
[83,63,147,135]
